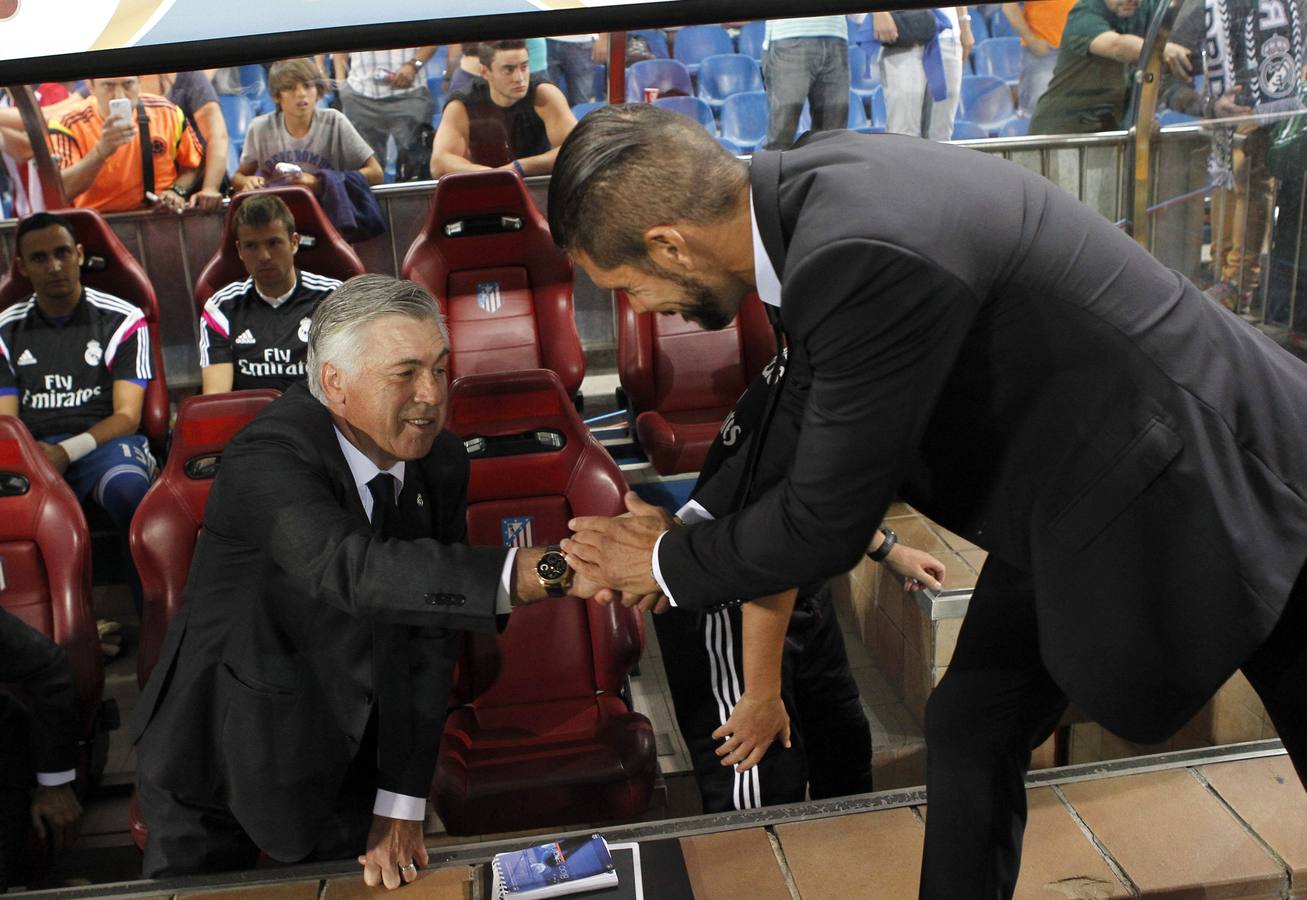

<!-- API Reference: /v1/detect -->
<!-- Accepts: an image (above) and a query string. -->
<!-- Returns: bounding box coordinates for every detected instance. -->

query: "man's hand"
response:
[884,545,946,592]
[1027,36,1052,57]
[155,188,186,213]
[712,694,791,772]
[30,784,81,854]
[1213,86,1253,119]
[391,63,418,90]
[357,815,427,890]
[563,491,669,596]
[241,175,267,190]
[95,118,136,161]
[873,10,899,43]
[189,188,224,210]
[1163,41,1193,79]
[39,441,70,475]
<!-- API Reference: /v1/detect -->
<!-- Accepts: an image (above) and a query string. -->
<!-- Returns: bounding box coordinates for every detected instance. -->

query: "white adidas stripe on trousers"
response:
[704,607,762,810]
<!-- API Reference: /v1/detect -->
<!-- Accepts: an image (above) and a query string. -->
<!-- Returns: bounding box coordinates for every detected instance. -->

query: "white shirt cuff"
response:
[373,789,426,821]
[675,499,715,525]
[496,547,518,614]
[36,769,76,787]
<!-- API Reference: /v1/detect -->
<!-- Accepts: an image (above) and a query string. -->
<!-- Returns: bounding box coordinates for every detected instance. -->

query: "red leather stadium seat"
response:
[436,369,655,835]
[400,171,585,399]
[0,209,170,450]
[130,390,279,689]
[192,186,366,308]
[618,290,775,475]
[0,416,103,779]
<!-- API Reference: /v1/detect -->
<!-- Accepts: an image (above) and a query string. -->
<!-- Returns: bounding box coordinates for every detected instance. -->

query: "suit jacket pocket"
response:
[1049,417,1183,553]
[218,663,348,860]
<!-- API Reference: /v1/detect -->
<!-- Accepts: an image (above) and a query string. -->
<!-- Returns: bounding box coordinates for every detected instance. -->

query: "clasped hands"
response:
[563,491,674,614]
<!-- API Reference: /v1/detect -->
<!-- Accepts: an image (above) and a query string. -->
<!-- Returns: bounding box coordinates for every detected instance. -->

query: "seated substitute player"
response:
[199,194,341,393]
[652,348,945,810]
[0,213,154,604]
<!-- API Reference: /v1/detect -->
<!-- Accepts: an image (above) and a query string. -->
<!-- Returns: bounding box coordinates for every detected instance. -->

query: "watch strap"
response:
[867,526,897,563]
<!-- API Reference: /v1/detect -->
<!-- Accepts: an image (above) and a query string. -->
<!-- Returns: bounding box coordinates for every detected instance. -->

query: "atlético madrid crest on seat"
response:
[501,516,533,547]
[476,282,502,315]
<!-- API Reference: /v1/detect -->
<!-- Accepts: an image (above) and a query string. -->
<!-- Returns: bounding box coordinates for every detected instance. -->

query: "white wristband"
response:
[57,432,97,464]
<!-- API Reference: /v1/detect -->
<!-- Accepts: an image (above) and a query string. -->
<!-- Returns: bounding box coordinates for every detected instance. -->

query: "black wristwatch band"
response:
[866,526,897,563]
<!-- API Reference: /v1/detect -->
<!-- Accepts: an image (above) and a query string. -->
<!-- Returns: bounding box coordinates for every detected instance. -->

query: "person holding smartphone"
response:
[47,76,203,213]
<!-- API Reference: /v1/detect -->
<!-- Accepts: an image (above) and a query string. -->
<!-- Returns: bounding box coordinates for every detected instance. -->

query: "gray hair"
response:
[306,274,448,402]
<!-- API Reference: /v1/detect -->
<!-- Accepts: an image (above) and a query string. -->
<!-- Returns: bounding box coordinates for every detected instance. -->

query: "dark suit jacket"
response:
[131,384,505,861]
[659,130,1307,743]
[0,607,79,788]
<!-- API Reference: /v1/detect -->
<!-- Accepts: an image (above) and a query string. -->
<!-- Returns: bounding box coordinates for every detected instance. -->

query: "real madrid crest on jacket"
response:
[0,286,151,437]
[199,269,341,391]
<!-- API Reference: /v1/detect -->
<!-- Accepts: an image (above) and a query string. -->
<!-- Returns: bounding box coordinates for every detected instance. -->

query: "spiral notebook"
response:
[489,834,640,900]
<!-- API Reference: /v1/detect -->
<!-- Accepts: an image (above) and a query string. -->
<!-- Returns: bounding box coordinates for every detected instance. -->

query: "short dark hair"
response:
[548,104,748,270]
[234,194,297,240]
[15,212,76,257]
[477,40,528,68]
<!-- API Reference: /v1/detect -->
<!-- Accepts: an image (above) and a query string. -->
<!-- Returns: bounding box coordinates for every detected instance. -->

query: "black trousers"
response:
[654,586,873,813]
[139,715,379,878]
[918,556,1307,899]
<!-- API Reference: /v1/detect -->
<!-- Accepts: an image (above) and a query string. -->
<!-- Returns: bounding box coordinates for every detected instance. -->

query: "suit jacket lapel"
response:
[749,150,787,282]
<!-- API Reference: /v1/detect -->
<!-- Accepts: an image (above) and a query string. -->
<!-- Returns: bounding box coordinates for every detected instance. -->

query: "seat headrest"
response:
[0,416,56,479]
[432,170,539,225]
[449,370,579,437]
[166,390,280,477]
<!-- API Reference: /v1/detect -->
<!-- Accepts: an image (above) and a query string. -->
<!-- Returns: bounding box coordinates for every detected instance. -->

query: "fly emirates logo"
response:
[237,346,306,379]
[23,373,101,409]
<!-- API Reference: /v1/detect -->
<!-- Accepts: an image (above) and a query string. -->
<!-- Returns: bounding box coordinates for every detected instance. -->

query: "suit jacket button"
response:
[424,593,439,606]
[456,595,466,606]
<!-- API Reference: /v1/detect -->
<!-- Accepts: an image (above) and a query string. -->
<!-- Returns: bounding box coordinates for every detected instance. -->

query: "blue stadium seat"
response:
[237,64,275,116]
[625,58,693,102]
[674,24,734,77]
[972,37,1023,86]
[991,10,1019,38]
[737,21,766,60]
[868,84,888,129]
[849,44,881,113]
[968,7,991,43]
[997,115,1031,136]
[717,136,747,155]
[592,64,608,103]
[719,91,768,153]
[797,91,870,136]
[951,119,990,140]
[959,74,1016,133]
[217,94,256,177]
[571,100,607,120]
[630,29,671,59]
[1157,108,1200,127]
[696,54,764,112]
[654,95,718,134]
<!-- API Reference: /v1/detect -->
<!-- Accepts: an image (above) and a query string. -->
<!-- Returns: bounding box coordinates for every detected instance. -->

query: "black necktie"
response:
[367,473,395,536]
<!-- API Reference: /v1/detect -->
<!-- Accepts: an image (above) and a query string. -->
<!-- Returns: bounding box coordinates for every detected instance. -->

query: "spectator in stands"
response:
[1029,0,1192,134]
[546,34,601,107]
[656,348,945,812]
[874,8,974,140]
[47,77,204,213]
[0,213,155,611]
[199,195,341,393]
[1003,0,1078,116]
[761,16,850,150]
[1159,0,1304,314]
[335,47,438,183]
[443,44,486,96]
[132,275,596,887]
[430,40,577,178]
[136,72,229,209]
[0,608,82,893]
[232,58,382,194]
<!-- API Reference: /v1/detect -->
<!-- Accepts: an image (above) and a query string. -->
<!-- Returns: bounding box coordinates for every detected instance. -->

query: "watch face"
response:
[537,551,568,581]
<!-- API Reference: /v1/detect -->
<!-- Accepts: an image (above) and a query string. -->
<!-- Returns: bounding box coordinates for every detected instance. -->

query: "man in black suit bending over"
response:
[132,274,587,889]
[550,105,1307,898]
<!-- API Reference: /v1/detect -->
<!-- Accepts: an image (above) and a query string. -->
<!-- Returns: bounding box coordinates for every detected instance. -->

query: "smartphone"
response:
[108,97,133,125]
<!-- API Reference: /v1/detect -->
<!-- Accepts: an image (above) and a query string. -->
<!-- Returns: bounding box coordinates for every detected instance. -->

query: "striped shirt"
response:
[345,49,430,100]
[47,93,202,213]
[764,16,849,45]
[0,288,152,438]
[199,270,340,391]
